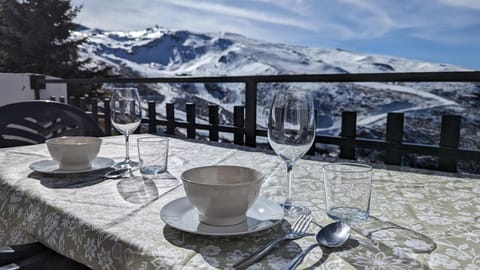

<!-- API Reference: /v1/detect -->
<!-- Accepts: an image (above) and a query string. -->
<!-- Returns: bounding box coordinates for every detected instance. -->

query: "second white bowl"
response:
[46,136,101,171]
[181,165,264,226]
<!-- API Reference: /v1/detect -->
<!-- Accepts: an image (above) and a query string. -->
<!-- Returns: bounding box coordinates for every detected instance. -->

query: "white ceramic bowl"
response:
[181,165,264,226]
[46,136,102,171]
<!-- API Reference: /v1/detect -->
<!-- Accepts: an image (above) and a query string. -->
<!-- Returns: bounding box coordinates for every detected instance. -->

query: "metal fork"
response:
[233,214,312,270]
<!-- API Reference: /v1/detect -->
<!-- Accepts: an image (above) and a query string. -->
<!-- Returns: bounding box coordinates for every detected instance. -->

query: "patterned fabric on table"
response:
[0,135,479,269]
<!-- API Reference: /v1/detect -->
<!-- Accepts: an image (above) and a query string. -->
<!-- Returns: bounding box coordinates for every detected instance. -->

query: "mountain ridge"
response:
[75,26,470,77]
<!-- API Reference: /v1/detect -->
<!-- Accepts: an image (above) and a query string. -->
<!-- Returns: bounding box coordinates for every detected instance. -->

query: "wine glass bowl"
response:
[110,87,142,169]
[268,89,316,216]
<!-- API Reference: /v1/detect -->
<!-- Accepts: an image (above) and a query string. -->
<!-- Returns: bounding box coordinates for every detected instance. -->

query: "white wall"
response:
[0,73,67,106]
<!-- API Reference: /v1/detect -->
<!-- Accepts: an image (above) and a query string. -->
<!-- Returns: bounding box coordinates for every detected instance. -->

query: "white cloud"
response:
[163,0,315,31]
[438,0,480,10]
[327,0,396,38]
[71,0,480,45]
[250,0,312,16]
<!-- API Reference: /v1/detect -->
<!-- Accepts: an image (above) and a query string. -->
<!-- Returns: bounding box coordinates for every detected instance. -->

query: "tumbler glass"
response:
[323,162,373,223]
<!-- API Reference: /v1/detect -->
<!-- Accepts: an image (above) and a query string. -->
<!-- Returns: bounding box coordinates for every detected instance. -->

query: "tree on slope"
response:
[0,0,107,79]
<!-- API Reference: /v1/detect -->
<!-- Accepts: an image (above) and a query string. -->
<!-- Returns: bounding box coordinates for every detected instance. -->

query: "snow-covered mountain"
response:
[77,26,468,76]
[74,26,480,163]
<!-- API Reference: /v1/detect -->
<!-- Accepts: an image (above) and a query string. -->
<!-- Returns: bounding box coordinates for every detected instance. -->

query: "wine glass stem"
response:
[124,133,131,162]
[285,161,294,207]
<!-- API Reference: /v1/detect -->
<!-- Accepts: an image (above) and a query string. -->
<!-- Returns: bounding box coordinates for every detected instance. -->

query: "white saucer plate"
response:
[29,157,115,175]
[160,197,284,236]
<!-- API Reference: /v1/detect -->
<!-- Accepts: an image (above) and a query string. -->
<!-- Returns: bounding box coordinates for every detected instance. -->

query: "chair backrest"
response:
[0,101,104,148]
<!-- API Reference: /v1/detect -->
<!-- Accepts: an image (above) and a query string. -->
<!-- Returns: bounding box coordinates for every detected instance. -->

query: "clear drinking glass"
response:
[110,87,142,169]
[323,162,373,223]
[137,137,173,183]
[268,89,316,216]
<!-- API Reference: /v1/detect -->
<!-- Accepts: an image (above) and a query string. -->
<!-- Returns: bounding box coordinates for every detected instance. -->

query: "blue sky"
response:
[71,0,480,70]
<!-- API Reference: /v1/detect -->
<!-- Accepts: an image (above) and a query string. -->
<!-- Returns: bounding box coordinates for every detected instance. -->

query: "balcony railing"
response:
[30,71,480,173]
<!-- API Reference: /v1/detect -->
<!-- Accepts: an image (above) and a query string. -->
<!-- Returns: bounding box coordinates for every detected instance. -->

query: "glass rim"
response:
[323,162,373,173]
[137,136,169,142]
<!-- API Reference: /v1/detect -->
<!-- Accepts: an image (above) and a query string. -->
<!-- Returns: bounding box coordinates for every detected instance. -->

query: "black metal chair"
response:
[0,100,101,269]
[0,100,104,148]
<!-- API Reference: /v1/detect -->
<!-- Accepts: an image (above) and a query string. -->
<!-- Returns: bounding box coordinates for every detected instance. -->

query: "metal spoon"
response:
[285,222,351,270]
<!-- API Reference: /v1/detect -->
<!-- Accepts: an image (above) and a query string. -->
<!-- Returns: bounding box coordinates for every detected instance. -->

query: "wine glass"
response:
[110,87,142,169]
[268,88,316,216]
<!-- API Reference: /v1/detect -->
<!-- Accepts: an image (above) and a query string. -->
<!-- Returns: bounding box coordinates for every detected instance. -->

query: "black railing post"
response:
[103,98,112,136]
[209,104,219,142]
[148,101,157,134]
[234,106,245,145]
[439,115,461,172]
[166,103,175,134]
[245,79,257,147]
[90,97,98,121]
[385,112,404,165]
[186,103,196,139]
[340,111,357,159]
[29,75,45,100]
[79,97,87,111]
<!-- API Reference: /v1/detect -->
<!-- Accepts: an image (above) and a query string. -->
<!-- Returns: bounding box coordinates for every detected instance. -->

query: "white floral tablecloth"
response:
[0,134,479,269]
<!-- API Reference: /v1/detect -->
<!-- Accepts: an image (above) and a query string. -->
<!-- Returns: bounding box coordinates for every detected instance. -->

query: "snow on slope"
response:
[74,26,473,134]
[76,26,469,76]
